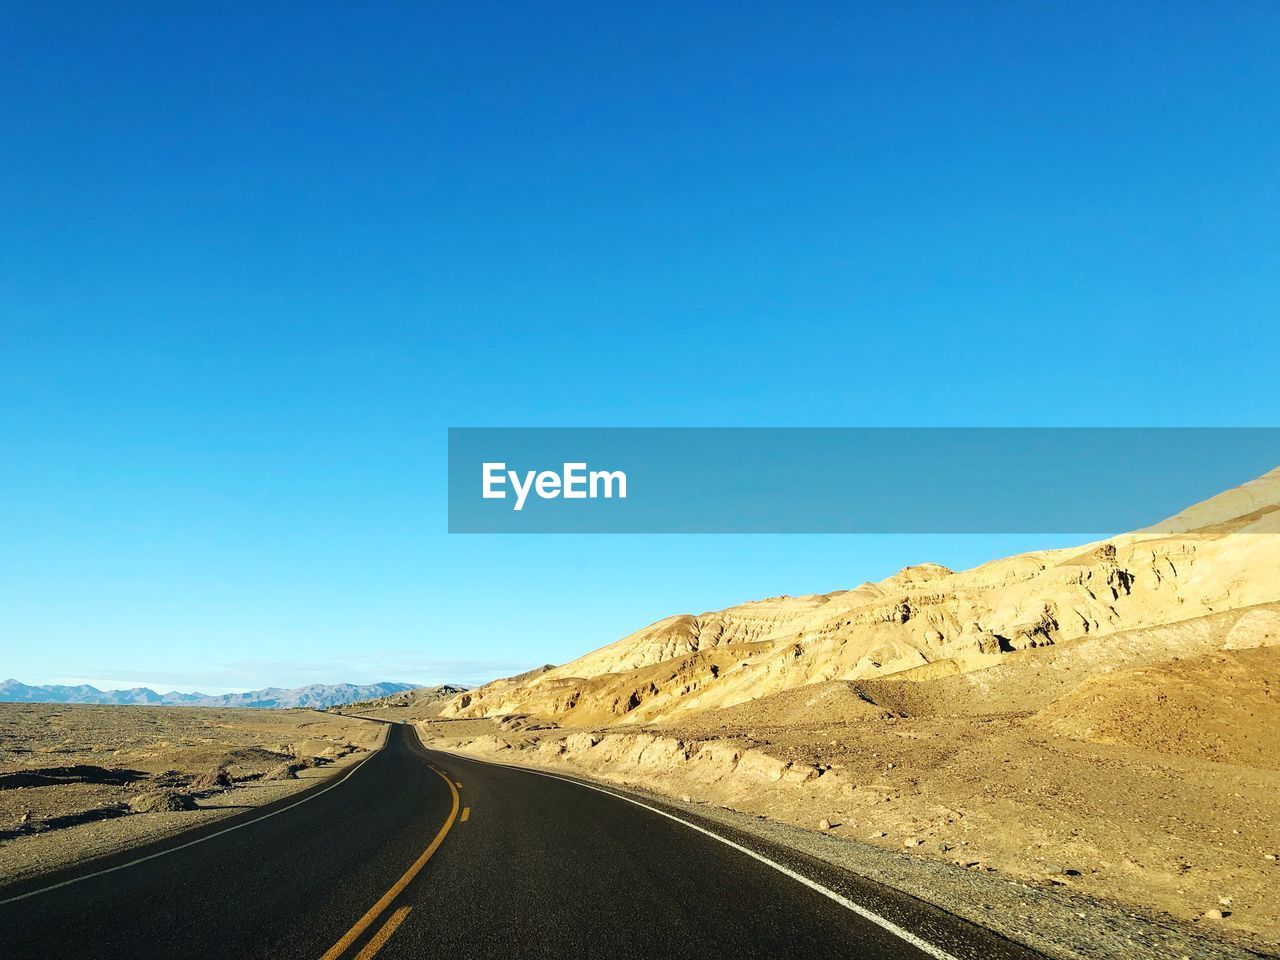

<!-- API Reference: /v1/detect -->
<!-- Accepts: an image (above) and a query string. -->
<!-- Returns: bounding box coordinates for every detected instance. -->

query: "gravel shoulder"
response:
[432,737,1278,960]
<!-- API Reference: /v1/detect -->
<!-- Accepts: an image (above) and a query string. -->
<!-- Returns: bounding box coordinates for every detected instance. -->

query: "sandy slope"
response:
[414,468,1280,954]
[442,469,1280,729]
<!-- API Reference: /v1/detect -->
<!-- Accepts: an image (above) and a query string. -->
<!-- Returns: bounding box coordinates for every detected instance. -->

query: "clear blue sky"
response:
[2,4,1277,692]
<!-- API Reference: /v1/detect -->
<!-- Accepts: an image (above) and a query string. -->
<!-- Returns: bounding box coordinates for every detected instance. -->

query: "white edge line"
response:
[0,734,384,906]
[442,750,961,960]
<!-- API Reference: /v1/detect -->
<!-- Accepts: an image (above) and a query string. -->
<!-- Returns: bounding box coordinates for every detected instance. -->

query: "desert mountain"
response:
[420,467,1280,952]
[342,683,471,711]
[441,467,1280,727]
[0,680,420,710]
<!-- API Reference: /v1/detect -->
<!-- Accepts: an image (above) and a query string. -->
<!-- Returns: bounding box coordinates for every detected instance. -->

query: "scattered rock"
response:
[190,766,233,791]
[903,838,919,848]
[1203,908,1226,920]
[818,818,832,830]
[264,762,306,781]
[128,790,198,813]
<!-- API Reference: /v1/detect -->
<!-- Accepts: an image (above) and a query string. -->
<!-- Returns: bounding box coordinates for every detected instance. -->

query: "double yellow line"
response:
[319,763,460,960]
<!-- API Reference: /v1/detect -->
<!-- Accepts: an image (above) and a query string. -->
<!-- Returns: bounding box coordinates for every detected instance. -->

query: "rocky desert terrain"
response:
[0,703,382,885]
[401,468,1280,959]
[336,683,470,723]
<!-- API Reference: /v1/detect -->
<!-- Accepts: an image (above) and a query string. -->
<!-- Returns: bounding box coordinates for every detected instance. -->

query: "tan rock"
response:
[417,468,1280,945]
[438,468,1280,729]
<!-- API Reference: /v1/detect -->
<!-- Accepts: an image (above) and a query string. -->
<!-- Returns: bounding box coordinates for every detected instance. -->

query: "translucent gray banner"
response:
[447,428,1280,534]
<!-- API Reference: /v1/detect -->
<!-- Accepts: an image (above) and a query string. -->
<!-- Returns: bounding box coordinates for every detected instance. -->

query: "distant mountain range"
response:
[0,679,420,710]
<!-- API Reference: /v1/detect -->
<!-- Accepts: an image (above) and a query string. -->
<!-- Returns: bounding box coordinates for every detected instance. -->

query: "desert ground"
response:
[7,469,1277,958]
[0,703,382,885]
[353,469,1280,959]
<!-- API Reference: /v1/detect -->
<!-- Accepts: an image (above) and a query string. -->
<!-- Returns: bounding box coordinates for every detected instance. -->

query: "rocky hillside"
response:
[341,683,470,712]
[420,468,1280,954]
[440,467,1280,727]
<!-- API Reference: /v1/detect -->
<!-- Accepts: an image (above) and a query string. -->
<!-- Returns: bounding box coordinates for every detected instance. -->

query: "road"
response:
[0,723,1041,960]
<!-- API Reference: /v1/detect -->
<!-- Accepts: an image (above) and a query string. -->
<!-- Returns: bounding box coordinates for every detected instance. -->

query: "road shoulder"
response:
[436,746,1260,960]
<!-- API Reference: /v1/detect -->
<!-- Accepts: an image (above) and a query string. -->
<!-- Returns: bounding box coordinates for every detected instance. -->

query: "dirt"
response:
[0,703,383,885]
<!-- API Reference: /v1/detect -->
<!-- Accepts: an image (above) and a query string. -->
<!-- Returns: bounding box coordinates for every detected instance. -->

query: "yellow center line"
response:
[318,763,459,960]
[353,906,412,960]
[460,806,471,822]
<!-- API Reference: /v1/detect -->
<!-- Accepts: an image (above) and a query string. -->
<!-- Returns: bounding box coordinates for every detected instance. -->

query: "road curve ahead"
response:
[0,723,1042,960]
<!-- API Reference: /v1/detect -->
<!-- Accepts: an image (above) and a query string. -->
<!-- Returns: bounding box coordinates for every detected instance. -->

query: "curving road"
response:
[0,723,1041,960]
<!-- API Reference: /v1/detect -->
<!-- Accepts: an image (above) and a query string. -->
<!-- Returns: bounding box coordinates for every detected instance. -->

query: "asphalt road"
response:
[0,723,1042,960]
